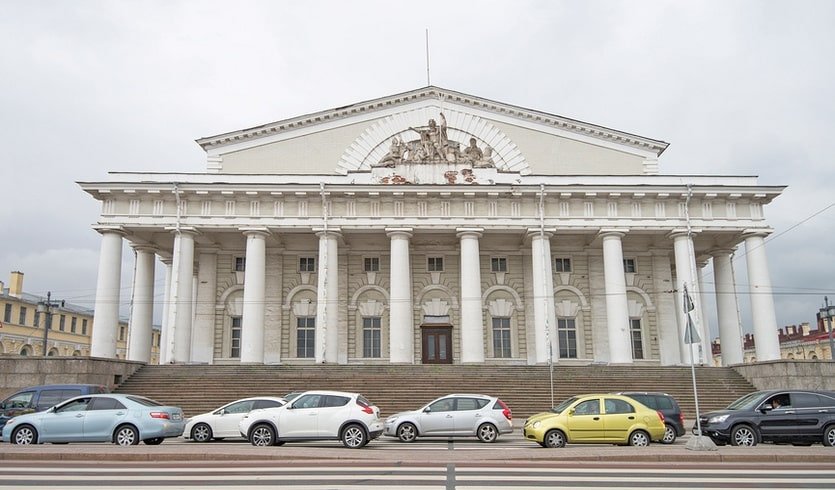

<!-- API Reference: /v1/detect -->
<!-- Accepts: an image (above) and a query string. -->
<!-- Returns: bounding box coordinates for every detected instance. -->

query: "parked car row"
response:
[3,385,835,448]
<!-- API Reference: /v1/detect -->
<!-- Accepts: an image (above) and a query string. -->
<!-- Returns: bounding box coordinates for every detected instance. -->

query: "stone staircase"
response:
[113,364,755,422]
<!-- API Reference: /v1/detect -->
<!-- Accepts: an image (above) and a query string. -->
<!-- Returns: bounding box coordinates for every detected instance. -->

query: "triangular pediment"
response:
[196,86,669,176]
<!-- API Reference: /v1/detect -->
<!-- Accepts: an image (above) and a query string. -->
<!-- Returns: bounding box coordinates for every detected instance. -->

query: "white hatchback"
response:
[183,396,286,442]
[384,394,513,443]
[239,390,383,449]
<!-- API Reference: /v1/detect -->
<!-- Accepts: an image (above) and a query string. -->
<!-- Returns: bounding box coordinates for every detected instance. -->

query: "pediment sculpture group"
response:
[373,113,495,168]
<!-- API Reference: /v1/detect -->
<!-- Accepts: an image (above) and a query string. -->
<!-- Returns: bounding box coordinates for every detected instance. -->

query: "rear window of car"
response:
[653,395,675,410]
[357,395,372,407]
[322,395,350,408]
[89,397,126,410]
[254,399,283,410]
[627,394,655,408]
[456,398,488,411]
[126,396,164,407]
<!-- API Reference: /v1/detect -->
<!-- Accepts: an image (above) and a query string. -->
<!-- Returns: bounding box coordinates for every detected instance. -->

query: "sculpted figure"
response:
[463,137,483,162]
[374,137,406,167]
[409,112,449,162]
[474,145,495,168]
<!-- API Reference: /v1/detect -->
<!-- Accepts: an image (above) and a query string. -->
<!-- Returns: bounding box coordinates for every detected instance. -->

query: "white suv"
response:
[384,394,513,443]
[239,390,383,449]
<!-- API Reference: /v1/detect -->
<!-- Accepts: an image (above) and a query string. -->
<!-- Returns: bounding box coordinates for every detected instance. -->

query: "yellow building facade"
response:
[0,271,160,363]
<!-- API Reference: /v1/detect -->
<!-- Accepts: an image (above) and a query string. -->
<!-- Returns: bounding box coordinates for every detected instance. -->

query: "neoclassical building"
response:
[79,87,784,367]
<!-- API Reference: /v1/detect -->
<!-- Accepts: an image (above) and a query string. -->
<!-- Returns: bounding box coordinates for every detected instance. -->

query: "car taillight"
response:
[150,412,170,419]
[498,400,512,420]
[656,410,665,422]
[679,413,685,425]
[356,400,374,415]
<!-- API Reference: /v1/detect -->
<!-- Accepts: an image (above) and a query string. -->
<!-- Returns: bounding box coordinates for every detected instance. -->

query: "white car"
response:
[183,397,285,442]
[239,390,383,449]
[384,394,513,443]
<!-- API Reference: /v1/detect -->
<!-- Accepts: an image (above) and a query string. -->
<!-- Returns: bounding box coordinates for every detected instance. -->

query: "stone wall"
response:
[0,356,145,399]
[733,360,835,391]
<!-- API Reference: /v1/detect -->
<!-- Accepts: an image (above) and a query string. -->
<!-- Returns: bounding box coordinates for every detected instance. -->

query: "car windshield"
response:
[282,392,302,402]
[551,396,579,414]
[726,391,767,410]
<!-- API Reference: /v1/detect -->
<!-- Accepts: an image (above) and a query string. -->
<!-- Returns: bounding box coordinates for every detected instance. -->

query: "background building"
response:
[79,87,785,367]
[0,271,159,362]
[712,320,835,365]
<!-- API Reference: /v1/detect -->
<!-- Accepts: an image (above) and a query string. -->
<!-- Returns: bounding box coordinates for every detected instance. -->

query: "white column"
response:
[601,230,632,364]
[192,248,218,364]
[159,256,173,364]
[387,228,414,363]
[170,228,197,363]
[529,230,557,364]
[91,228,124,358]
[651,249,680,365]
[241,229,269,363]
[127,246,155,362]
[744,232,781,361]
[458,228,485,363]
[315,230,340,364]
[712,249,743,365]
[696,260,714,364]
[671,231,705,364]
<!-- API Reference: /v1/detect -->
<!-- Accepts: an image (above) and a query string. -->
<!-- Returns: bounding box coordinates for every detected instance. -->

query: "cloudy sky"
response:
[1,0,833,339]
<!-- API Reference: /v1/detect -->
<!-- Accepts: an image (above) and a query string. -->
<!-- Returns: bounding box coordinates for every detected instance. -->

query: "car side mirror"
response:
[423,407,432,413]
[218,409,225,416]
[286,404,295,410]
[568,408,575,416]
[761,405,773,413]
[0,402,5,410]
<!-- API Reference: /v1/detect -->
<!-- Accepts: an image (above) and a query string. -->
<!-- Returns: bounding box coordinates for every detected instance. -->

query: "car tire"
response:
[143,437,164,445]
[114,425,140,446]
[11,425,37,445]
[397,422,418,443]
[823,425,835,447]
[190,423,213,443]
[341,423,367,449]
[476,423,498,443]
[250,423,276,447]
[629,430,650,447]
[730,424,757,447]
[661,424,677,444]
[544,429,567,448]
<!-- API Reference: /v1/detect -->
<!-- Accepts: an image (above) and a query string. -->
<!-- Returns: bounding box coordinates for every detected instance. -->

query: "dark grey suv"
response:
[697,390,835,447]
[617,392,685,444]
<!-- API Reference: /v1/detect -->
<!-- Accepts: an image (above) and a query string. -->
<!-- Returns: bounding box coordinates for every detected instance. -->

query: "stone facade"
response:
[78,87,785,367]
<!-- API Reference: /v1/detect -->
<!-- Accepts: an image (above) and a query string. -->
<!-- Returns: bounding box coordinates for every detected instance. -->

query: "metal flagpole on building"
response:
[540,184,554,407]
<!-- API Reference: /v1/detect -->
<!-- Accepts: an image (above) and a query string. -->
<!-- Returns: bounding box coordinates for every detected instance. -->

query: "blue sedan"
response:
[1,394,185,446]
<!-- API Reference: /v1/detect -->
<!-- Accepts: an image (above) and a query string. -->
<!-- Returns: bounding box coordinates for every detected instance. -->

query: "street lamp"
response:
[818,296,835,361]
[36,292,64,357]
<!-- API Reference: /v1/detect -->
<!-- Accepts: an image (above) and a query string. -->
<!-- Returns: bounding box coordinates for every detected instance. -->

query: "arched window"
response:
[20,345,32,356]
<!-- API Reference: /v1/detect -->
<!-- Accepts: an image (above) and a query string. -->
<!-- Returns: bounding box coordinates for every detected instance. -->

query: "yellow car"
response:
[523,394,666,448]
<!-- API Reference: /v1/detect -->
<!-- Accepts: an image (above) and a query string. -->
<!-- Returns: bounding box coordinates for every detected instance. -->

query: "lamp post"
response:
[819,296,835,361]
[36,292,64,356]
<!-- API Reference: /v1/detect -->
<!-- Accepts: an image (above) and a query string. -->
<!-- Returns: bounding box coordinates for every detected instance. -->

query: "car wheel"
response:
[143,437,164,445]
[114,425,139,446]
[250,424,276,447]
[397,422,418,443]
[661,424,677,444]
[341,423,367,449]
[544,429,566,448]
[190,423,213,443]
[730,424,757,447]
[629,430,650,447]
[823,425,835,447]
[11,425,37,445]
[477,423,498,443]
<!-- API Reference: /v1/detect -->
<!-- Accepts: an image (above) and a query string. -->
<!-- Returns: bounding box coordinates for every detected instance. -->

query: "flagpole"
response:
[685,284,704,438]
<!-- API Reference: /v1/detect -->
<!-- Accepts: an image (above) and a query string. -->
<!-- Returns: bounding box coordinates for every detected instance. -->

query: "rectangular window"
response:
[3,304,11,323]
[630,318,644,360]
[119,326,126,341]
[34,311,40,327]
[362,317,381,358]
[230,316,242,358]
[82,319,88,335]
[558,318,577,359]
[297,317,315,358]
[59,315,66,332]
[299,257,316,272]
[427,257,444,272]
[364,257,380,272]
[623,258,637,273]
[554,258,572,272]
[491,257,507,273]
[492,317,512,358]
[71,317,77,334]
[19,306,27,325]
[234,257,246,272]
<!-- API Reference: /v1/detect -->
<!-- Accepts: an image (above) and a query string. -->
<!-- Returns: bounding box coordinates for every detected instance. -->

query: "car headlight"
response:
[708,414,730,424]
[532,421,541,429]
[386,416,399,424]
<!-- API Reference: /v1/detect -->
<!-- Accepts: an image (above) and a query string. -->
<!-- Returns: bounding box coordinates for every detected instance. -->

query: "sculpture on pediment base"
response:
[375,112,496,168]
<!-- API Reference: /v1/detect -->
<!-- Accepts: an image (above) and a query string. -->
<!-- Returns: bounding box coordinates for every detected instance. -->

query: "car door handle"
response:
[628,416,635,420]
[75,414,84,418]
[446,415,453,418]
[115,412,125,416]
[819,410,829,413]
[784,410,795,415]
[593,417,600,421]
[308,413,317,416]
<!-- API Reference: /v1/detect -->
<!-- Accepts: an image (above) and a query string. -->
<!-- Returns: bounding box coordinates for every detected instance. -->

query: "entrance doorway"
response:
[421,326,453,364]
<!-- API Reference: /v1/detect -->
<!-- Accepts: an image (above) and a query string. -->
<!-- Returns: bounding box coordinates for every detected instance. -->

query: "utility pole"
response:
[37,292,64,356]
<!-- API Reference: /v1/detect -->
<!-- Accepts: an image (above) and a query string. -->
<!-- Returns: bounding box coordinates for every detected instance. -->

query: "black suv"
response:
[697,390,835,446]
[617,392,685,444]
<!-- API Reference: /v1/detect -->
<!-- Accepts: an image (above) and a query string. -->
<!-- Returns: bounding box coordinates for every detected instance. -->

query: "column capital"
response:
[386,228,413,239]
[741,228,773,239]
[165,226,200,236]
[158,255,173,266]
[598,228,629,240]
[526,228,555,239]
[313,228,342,239]
[667,228,701,240]
[129,243,156,254]
[93,225,127,237]
[709,248,736,258]
[456,227,483,239]
[240,227,271,238]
